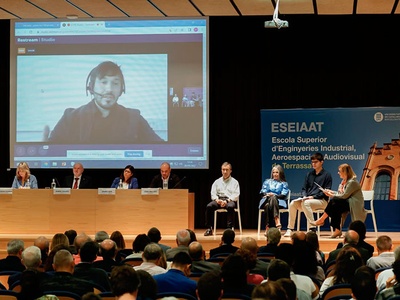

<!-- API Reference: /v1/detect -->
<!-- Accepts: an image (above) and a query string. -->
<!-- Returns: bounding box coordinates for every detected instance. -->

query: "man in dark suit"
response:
[189,241,221,274]
[0,239,25,272]
[326,230,371,265]
[63,162,93,189]
[209,229,239,258]
[149,162,182,189]
[93,239,121,273]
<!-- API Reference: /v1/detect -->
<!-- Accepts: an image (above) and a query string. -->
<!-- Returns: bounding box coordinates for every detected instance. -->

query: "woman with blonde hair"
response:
[312,163,366,238]
[12,161,38,189]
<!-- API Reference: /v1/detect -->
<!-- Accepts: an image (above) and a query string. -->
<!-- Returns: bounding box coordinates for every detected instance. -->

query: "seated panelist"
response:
[111,165,139,189]
[149,162,182,189]
[12,161,38,189]
[63,162,93,189]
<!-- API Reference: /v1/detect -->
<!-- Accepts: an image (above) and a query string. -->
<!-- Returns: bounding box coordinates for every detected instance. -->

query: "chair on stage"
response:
[214,198,242,235]
[362,190,378,237]
[257,190,290,236]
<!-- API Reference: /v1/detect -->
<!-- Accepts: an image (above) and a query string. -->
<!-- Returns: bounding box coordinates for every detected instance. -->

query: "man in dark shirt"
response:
[150,162,182,189]
[40,249,94,296]
[209,229,239,258]
[0,239,25,272]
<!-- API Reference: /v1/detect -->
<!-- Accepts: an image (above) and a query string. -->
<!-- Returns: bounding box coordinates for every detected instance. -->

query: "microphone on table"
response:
[172,176,186,189]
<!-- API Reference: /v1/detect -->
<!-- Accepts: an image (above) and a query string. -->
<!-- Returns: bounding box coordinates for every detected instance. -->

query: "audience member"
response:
[82,292,102,300]
[43,244,70,272]
[319,246,364,297]
[40,249,94,296]
[134,243,167,276]
[110,265,140,300]
[236,248,264,285]
[266,258,311,300]
[125,234,151,259]
[50,233,69,251]
[275,243,318,300]
[336,220,374,259]
[377,246,400,291]
[259,164,289,233]
[136,269,157,300]
[204,162,240,236]
[305,230,325,268]
[93,239,121,272]
[110,230,133,262]
[220,253,255,297]
[284,152,332,237]
[153,252,197,297]
[64,230,78,254]
[209,228,238,258]
[351,265,377,300]
[376,259,400,300]
[111,165,139,189]
[258,227,281,255]
[73,240,111,291]
[94,230,109,243]
[166,229,191,261]
[240,237,269,278]
[367,235,395,271]
[326,230,370,265]
[196,270,223,300]
[149,162,182,189]
[187,229,197,244]
[73,232,93,264]
[147,227,171,254]
[251,280,289,300]
[0,239,25,272]
[188,241,220,274]
[34,236,50,268]
[63,162,93,189]
[276,278,297,300]
[12,161,38,189]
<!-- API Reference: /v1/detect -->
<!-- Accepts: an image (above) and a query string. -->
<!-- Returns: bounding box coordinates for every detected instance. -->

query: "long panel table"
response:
[0,189,194,235]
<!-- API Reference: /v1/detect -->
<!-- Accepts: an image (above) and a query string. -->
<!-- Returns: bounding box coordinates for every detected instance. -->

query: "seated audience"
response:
[276,278,298,300]
[258,227,281,255]
[188,241,220,274]
[326,230,370,265]
[209,228,238,258]
[236,248,264,285]
[39,249,94,296]
[319,246,364,297]
[251,280,289,300]
[94,230,109,243]
[43,244,70,272]
[153,252,197,297]
[196,270,223,300]
[110,230,133,262]
[110,265,140,300]
[377,246,400,291]
[0,239,25,272]
[367,235,395,271]
[351,265,377,300]
[240,237,269,278]
[221,253,255,297]
[73,240,111,291]
[305,230,325,269]
[376,259,400,300]
[147,227,171,254]
[50,233,69,251]
[136,269,158,300]
[73,232,93,264]
[134,243,167,276]
[93,239,121,272]
[166,229,191,261]
[64,230,78,254]
[125,234,151,259]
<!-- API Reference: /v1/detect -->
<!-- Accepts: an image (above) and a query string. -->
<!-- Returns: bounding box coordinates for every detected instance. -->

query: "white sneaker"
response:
[283,229,293,237]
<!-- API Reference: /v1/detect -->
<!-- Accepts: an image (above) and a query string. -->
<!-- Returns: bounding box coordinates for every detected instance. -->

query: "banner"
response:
[261,107,400,200]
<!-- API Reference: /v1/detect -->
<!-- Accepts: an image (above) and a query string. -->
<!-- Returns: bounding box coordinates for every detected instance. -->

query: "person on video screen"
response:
[44,61,163,144]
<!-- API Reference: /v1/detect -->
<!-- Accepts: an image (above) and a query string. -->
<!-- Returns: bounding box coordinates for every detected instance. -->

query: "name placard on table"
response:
[53,188,71,195]
[98,188,116,195]
[0,188,13,195]
[141,188,160,195]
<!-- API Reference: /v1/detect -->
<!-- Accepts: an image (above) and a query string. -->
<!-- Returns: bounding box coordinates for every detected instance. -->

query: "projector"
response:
[264,19,289,29]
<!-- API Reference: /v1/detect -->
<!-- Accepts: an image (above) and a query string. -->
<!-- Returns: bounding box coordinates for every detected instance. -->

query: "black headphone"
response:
[85,61,126,96]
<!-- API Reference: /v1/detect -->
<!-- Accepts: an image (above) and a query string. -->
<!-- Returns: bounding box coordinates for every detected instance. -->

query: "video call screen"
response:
[10,17,209,169]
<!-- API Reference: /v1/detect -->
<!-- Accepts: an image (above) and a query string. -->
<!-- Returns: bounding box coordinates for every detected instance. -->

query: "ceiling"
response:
[0,0,399,20]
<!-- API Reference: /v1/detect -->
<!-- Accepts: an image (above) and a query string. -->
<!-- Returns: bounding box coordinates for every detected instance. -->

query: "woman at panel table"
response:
[111,164,139,189]
[311,163,366,238]
[11,161,38,189]
[259,164,289,236]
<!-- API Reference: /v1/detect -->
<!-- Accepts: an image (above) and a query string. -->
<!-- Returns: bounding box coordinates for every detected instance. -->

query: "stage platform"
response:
[1,229,399,259]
